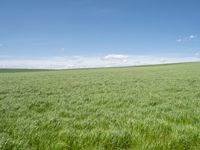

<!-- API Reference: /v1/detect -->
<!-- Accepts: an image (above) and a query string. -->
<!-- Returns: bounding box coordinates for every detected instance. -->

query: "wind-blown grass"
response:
[1,62,200,149]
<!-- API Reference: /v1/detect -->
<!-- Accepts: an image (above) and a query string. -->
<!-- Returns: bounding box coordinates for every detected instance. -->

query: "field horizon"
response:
[0,61,198,72]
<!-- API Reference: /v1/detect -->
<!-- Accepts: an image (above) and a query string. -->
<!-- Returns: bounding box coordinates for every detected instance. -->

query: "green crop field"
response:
[1,62,200,150]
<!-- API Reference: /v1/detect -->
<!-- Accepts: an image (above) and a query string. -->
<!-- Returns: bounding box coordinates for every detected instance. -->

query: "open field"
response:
[1,62,200,150]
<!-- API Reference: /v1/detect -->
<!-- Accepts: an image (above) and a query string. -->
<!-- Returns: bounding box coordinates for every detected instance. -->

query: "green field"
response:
[1,62,200,150]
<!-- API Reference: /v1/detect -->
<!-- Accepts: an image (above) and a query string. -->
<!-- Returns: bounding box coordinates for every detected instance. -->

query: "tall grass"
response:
[1,62,200,149]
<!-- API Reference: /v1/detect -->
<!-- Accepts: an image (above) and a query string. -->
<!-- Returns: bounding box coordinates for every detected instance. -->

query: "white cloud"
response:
[177,35,198,42]
[104,54,128,60]
[0,54,199,69]
[189,35,197,39]
[176,39,182,42]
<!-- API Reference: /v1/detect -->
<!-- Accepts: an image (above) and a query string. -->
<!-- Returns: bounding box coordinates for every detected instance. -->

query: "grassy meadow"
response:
[1,62,200,150]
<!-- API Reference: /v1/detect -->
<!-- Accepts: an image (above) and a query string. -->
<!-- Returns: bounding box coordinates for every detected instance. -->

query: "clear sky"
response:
[0,0,200,68]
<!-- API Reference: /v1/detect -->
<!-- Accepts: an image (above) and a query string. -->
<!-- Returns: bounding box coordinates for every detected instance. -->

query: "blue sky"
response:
[0,0,200,68]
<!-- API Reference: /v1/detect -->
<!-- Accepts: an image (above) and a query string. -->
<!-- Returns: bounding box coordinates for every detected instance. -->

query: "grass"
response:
[1,62,200,150]
[0,69,50,73]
